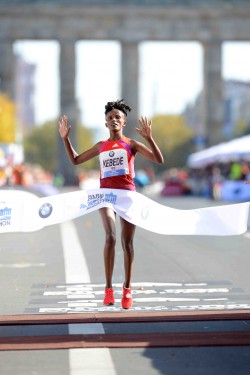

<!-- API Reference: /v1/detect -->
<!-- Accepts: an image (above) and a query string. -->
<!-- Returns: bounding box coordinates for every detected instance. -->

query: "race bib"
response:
[100,149,129,178]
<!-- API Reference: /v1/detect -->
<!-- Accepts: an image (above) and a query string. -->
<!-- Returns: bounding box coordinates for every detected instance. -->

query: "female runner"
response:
[59,99,164,309]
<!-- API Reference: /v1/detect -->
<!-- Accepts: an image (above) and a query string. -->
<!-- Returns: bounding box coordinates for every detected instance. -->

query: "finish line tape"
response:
[0,189,249,236]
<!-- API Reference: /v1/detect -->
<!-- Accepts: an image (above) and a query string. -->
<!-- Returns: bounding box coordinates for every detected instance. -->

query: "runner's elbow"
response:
[70,157,79,165]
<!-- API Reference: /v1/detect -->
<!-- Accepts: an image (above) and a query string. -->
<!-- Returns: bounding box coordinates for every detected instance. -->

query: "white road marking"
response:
[69,348,117,375]
[68,323,105,335]
[133,297,228,303]
[44,287,228,297]
[44,292,95,298]
[39,302,250,313]
[55,282,209,288]
[56,297,229,306]
[176,303,250,311]
[163,288,229,294]
[60,221,91,284]
[0,263,46,268]
[60,221,116,375]
[67,302,98,307]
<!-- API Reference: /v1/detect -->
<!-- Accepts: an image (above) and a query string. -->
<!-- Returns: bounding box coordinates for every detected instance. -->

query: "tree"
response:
[77,125,97,170]
[151,114,194,168]
[0,93,16,143]
[233,119,249,138]
[24,120,95,173]
[24,120,58,172]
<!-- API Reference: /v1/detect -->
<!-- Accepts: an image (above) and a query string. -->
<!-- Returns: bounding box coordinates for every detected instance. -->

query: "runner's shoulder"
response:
[130,138,144,154]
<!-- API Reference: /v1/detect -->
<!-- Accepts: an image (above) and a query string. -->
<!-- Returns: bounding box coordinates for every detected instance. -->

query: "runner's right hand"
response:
[59,115,71,139]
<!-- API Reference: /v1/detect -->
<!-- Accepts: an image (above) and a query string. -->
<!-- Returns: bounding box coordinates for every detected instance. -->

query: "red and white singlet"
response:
[99,136,136,191]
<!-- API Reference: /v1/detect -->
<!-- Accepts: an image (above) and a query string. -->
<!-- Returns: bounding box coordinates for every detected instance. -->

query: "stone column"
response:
[121,41,139,138]
[202,40,224,146]
[58,40,78,185]
[0,42,14,98]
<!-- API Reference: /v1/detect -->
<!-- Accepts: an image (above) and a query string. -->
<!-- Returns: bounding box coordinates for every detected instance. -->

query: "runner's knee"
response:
[121,239,134,254]
[105,232,116,247]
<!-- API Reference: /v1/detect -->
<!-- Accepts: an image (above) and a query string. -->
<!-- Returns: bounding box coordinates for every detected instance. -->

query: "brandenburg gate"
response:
[1,0,250,183]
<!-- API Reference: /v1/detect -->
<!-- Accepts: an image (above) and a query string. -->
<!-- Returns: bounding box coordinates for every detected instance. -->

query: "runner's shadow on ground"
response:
[142,346,250,375]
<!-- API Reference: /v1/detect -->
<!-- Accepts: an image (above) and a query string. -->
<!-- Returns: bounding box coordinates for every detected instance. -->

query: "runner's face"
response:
[105,109,126,131]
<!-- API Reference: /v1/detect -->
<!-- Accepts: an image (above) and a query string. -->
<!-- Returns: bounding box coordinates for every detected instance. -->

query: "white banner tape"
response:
[0,189,249,236]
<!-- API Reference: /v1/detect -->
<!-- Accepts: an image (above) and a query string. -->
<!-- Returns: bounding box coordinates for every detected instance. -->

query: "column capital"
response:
[58,38,78,45]
[200,39,223,47]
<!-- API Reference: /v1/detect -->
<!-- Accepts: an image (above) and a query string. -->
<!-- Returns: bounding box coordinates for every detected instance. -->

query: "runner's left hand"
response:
[135,116,152,140]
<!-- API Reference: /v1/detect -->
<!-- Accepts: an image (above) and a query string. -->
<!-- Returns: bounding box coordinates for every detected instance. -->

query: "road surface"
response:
[0,188,250,374]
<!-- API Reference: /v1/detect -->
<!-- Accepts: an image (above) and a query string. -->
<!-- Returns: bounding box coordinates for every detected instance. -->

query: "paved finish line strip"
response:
[1,310,250,325]
[1,331,250,351]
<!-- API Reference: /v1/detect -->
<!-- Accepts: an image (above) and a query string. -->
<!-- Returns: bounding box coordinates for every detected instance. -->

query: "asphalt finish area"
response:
[21,281,250,315]
[0,189,250,373]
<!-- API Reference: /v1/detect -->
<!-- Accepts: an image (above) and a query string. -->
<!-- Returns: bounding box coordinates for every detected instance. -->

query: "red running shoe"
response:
[121,284,133,309]
[103,288,115,306]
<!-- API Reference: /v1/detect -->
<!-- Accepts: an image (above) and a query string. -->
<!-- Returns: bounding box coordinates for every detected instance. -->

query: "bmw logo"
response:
[39,203,53,218]
[109,151,115,157]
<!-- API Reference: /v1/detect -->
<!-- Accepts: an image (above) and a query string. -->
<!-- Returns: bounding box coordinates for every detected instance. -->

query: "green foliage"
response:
[233,119,249,137]
[76,125,97,170]
[24,120,95,173]
[24,120,57,172]
[168,138,195,168]
[242,126,250,136]
[151,114,194,168]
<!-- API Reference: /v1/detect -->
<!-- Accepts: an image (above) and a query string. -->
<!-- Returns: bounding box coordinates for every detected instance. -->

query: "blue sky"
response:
[14,41,250,128]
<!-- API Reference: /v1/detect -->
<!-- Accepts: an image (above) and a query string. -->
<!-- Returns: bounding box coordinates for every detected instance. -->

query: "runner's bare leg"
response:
[120,217,136,289]
[99,207,116,288]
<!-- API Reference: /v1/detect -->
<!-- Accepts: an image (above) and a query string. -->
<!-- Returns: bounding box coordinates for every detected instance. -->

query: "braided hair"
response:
[105,99,132,116]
